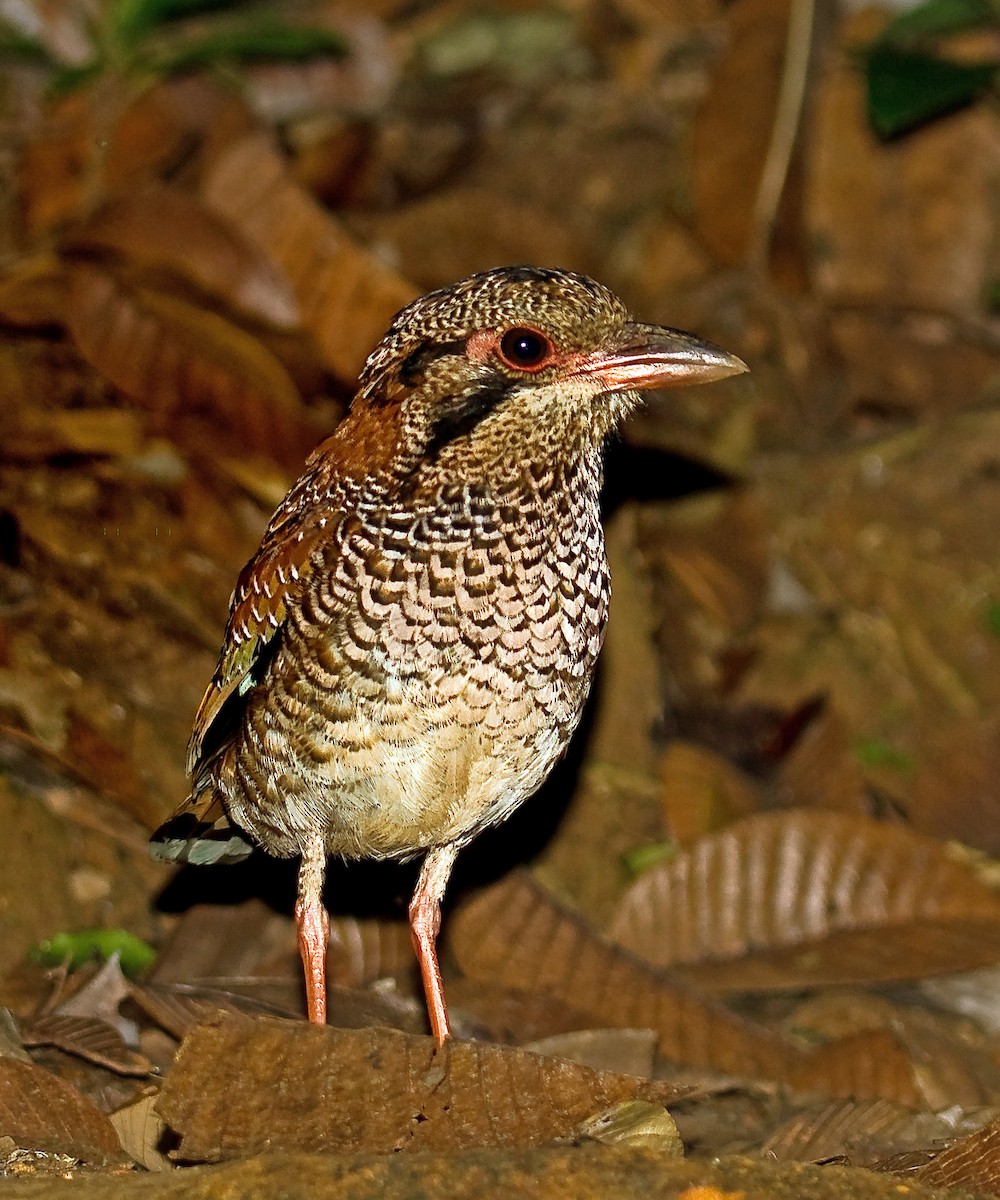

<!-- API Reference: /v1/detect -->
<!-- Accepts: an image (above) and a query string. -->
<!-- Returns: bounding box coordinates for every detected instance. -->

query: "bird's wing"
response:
[186,494,340,776]
[150,490,340,865]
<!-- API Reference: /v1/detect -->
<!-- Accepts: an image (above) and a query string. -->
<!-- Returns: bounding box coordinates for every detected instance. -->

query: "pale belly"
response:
[223,673,585,861]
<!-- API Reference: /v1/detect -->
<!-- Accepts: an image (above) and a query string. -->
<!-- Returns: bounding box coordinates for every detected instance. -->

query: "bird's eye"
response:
[497,327,553,371]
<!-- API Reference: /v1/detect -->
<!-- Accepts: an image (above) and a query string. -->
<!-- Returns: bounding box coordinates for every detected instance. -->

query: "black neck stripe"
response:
[426,372,516,459]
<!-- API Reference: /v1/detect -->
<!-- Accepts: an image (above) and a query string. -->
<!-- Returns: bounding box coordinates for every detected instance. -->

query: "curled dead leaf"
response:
[199,131,416,381]
[65,264,312,464]
[0,1057,124,1165]
[68,183,300,331]
[609,810,1000,991]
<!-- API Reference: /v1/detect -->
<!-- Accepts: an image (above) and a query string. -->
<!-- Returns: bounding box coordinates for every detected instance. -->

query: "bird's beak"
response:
[568,322,748,392]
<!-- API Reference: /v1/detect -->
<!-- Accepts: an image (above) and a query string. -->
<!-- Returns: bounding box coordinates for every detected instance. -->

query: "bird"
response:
[150,266,747,1044]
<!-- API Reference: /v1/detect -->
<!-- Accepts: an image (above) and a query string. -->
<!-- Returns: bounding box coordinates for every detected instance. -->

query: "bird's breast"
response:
[223,479,610,859]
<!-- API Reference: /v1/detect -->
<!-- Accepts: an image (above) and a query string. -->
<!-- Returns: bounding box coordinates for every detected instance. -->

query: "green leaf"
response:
[47,60,105,97]
[29,929,157,977]
[854,737,914,771]
[984,598,1000,635]
[0,19,59,66]
[880,0,997,43]
[866,44,998,137]
[142,17,346,77]
[109,0,240,46]
[622,841,676,878]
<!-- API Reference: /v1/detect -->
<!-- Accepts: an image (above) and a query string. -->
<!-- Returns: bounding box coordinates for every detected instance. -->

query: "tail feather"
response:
[149,788,253,866]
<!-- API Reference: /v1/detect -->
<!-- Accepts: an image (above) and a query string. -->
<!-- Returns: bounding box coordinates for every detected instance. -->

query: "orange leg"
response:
[295,838,329,1024]
[409,843,459,1046]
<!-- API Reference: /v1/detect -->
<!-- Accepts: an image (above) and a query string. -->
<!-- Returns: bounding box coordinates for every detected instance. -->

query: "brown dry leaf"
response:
[130,983,297,1041]
[522,1029,658,1079]
[775,704,868,814]
[691,0,792,265]
[787,1030,923,1109]
[761,1097,950,1165]
[608,810,1000,991]
[327,915,415,989]
[68,183,300,331]
[0,776,84,981]
[0,1056,124,1164]
[826,309,1000,423]
[640,492,770,703]
[741,411,1000,845]
[368,185,587,292]
[659,741,763,846]
[448,872,800,1081]
[109,1092,172,1172]
[0,1011,31,1063]
[65,264,311,463]
[443,980,610,1046]
[910,717,1000,856]
[104,77,257,196]
[149,901,298,990]
[145,900,309,1018]
[21,1016,149,1078]
[155,1013,683,1160]
[16,91,97,241]
[200,131,417,382]
[0,256,69,328]
[54,955,132,1028]
[64,712,157,829]
[917,1115,1000,1194]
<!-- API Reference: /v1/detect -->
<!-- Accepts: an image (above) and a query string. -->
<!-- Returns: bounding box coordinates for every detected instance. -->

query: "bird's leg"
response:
[295,837,329,1024]
[409,843,459,1046]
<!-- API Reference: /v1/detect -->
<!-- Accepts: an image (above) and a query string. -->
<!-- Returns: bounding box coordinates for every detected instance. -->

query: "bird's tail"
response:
[149,777,254,866]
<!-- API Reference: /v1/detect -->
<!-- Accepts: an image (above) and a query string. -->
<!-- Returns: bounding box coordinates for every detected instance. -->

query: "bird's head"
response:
[353,266,747,484]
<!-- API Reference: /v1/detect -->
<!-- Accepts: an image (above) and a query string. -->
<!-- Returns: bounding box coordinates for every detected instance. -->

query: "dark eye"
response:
[498,327,553,370]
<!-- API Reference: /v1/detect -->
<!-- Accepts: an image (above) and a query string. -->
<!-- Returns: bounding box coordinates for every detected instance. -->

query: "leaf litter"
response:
[3,0,1000,1194]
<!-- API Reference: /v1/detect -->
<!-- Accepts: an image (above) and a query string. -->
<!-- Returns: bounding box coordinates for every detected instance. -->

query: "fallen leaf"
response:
[327,915,415,989]
[199,131,416,381]
[917,1114,1000,1194]
[691,0,794,265]
[21,1016,149,1078]
[761,1097,951,1166]
[657,741,763,846]
[155,1013,684,1160]
[522,1029,657,1080]
[109,1092,173,1172]
[0,1056,124,1164]
[575,1099,683,1153]
[68,183,300,331]
[448,872,800,1081]
[608,810,1000,991]
[65,264,312,464]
